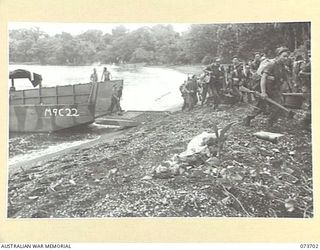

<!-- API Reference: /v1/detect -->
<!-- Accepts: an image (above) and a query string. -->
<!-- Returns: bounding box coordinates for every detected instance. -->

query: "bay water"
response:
[8,64,187,165]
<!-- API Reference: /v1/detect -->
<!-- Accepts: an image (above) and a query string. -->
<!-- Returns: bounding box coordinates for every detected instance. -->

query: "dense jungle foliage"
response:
[9,22,310,65]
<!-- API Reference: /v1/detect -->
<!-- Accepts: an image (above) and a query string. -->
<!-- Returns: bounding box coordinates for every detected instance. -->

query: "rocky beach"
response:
[8,99,313,218]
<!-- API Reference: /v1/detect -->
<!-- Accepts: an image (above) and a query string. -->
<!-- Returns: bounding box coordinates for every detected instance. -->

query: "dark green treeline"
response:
[9,22,310,65]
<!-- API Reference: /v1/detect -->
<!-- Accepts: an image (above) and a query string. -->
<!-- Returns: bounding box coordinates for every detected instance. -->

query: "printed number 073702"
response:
[300,244,319,248]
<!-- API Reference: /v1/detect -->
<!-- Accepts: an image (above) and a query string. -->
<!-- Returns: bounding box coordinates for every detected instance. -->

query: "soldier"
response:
[241,64,253,87]
[108,83,122,115]
[90,68,98,83]
[219,64,226,89]
[241,64,254,102]
[101,67,111,82]
[197,73,205,105]
[179,81,189,111]
[185,74,198,110]
[196,75,203,104]
[251,52,262,72]
[203,58,224,109]
[251,56,273,90]
[231,56,244,102]
[116,81,124,113]
[243,46,291,128]
[299,51,311,129]
[199,73,210,106]
[225,65,234,88]
[292,55,305,91]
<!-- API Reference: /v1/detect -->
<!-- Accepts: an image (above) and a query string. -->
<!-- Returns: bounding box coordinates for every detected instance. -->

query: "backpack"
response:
[252,58,273,81]
[293,60,304,75]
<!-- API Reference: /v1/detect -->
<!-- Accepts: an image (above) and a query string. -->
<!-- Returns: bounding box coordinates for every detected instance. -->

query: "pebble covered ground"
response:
[7,104,312,218]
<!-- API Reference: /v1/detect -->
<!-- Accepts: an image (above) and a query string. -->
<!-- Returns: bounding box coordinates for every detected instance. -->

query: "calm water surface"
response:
[8,64,187,164]
[9,64,186,110]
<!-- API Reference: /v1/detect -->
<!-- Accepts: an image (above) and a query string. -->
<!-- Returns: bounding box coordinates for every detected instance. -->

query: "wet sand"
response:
[8,110,158,175]
[9,129,125,175]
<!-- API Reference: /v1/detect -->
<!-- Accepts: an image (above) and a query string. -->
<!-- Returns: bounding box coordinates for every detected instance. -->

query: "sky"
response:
[9,22,191,35]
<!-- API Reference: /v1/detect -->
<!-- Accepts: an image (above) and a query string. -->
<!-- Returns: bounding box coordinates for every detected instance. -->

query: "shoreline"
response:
[7,63,312,218]
[9,129,125,176]
[8,110,179,175]
[8,63,196,173]
[9,63,205,77]
[7,103,312,218]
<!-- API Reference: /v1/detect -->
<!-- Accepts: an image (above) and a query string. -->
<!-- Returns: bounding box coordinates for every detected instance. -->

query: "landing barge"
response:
[9,69,125,132]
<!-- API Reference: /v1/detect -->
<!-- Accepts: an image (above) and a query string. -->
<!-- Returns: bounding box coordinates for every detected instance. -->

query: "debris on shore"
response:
[8,105,313,218]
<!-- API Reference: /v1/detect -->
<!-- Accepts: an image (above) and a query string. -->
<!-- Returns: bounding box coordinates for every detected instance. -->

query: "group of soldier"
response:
[90,67,111,82]
[90,67,123,115]
[179,46,311,129]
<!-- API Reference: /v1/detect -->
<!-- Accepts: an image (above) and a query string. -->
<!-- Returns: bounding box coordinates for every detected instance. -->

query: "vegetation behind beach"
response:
[10,23,310,65]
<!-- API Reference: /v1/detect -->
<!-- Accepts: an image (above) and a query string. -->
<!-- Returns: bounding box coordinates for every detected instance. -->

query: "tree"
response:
[130,48,154,63]
[181,24,220,63]
[9,22,311,65]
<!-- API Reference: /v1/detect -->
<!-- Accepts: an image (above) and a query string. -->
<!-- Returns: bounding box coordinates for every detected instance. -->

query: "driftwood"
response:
[253,131,284,143]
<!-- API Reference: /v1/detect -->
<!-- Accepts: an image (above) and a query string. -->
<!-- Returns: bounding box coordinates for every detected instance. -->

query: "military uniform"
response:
[108,84,122,114]
[186,76,198,110]
[203,63,224,108]
[240,66,254,102]
[231,63,244,102]
[241,68,253,88]
[299,60,311,128]
[251,59,261,72]
[90,72,98,83]
[179,82,189,111]
[101,70,111,82]
[197,74,207,106]
[292,58,304,90]
[244,59,287,127]
[225,65,234,88]
[251,52,262,72]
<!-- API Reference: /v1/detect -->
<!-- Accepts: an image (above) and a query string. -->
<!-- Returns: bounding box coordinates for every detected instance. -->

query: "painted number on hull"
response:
[44,108,79,117]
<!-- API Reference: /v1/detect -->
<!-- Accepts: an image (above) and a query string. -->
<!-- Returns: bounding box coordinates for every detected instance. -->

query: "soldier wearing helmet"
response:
[243,46,290,128]
[203,57,224,109]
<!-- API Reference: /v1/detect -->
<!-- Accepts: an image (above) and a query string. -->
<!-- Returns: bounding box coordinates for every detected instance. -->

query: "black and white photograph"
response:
[7,21,312,218]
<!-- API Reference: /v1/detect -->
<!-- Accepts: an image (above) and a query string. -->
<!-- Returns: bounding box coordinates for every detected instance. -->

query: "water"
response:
[8,64,187,165]
[9,64,186,110]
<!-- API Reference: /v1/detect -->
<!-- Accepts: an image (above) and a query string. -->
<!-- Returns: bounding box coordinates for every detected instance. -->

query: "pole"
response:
[239,86,295,118]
